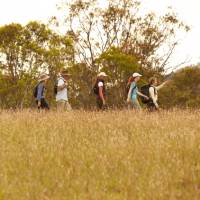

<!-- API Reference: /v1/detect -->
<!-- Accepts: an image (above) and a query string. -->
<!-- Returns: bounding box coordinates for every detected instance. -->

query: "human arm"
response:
[99,86,106,105]
[156,80,169,91]
[137,91,149,100]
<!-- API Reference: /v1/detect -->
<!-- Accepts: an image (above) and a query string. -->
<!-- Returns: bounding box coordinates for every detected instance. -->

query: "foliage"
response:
[59,0,189,72]
[0,22,74,108]
[160,66,200,108]
[67,63,97,109]
[0,0,194,109]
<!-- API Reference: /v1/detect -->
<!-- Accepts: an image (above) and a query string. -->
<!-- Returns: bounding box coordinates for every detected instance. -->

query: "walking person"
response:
[147,77,168,111]
[55,70,72,111]
[34,73,50,110]
[93,72,108,110]
[127,73,149,110]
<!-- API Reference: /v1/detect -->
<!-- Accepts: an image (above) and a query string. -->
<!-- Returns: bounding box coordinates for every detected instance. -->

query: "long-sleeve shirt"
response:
[149,82,166,108]
[36,83,45,101]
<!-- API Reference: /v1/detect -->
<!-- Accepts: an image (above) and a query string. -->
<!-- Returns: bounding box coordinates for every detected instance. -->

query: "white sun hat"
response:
[38,73,50,82]
[132,72,142,78]
[97,72,108,77]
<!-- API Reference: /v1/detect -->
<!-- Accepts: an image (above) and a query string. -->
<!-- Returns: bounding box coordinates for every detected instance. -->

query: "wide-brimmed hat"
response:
[97,72,108,77]
[38,73,50,82]
[132,72,142,78]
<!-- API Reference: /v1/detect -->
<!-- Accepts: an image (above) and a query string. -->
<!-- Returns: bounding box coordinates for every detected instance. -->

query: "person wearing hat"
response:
[36,73,50,110]
[56,70,72,111]
[147,77,169,111]
[127,72,149,110]
[93,72,108,110]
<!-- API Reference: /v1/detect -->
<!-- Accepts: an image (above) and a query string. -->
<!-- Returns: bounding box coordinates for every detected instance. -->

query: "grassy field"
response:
[0,109,200,200]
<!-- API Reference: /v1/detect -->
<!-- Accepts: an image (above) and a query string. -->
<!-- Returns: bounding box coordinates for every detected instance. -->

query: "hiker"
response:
[55,70,72,111]
[93,72,108,110]
[35,73,50,110]
[127,73,149,110]
[146,77,168,111]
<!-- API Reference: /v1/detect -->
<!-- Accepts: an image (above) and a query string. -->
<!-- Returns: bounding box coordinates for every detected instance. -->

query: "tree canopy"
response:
[0,0,196,109]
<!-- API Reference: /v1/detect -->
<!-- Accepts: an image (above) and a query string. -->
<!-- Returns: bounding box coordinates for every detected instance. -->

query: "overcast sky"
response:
[0,0,200,69]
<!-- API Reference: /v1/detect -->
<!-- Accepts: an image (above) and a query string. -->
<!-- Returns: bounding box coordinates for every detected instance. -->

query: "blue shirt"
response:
[130,82,138,100]
[37,83,45,101]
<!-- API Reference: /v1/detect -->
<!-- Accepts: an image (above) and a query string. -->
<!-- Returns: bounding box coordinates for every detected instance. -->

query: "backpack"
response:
[140,85,156,104]
[54,77,65,96]
[33,84,38,98]
[93,84,99,95]
[126,76,135,96]
[126,83,131,95]
[54,80,58,96]
[93,79,105,95]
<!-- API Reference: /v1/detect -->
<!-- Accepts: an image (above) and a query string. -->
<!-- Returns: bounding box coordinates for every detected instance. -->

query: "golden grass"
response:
[0,109,200,200]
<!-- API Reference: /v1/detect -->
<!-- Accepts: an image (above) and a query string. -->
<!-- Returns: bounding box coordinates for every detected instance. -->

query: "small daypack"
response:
[54,77,65,96]
[126,83,131,95]
[93,79,105,95]
[33,84,38,98]
[54,80,58,96]
[126,76,136,96]
[140,85,156,104]
[93,84,99,95]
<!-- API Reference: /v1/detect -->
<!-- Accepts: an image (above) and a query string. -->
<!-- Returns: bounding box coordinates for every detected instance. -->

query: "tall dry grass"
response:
[0,109,200,200]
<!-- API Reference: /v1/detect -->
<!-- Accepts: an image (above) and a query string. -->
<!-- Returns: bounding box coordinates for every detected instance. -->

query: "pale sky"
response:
[0,0,200,69]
